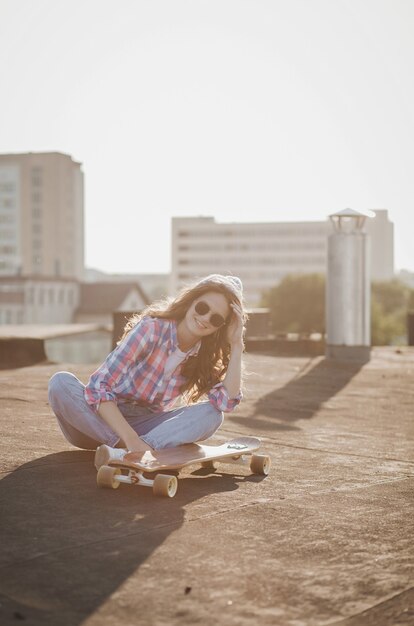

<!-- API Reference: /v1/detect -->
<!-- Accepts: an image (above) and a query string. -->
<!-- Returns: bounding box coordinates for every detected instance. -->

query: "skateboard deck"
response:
[113,436,261,472]
[96,436,270,497]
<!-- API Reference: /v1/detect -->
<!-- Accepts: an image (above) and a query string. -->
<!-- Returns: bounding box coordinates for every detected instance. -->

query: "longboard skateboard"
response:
[96,436,270,498]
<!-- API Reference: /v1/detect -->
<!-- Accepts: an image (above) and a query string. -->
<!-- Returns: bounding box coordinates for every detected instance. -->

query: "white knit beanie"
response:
[196,274,243,301]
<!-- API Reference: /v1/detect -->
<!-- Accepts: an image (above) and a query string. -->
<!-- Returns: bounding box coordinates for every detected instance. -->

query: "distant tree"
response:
[262,275,411,345]
[371,279,410,345]
[261,274,325,334]
[370,299,404,345]
[371,279,408,315]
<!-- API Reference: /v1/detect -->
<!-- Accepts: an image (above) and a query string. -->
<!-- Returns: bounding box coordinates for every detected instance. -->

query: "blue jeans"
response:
[48,371,224,450]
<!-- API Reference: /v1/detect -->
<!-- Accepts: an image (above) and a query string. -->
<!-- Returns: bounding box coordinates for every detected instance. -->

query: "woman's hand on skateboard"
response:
[124,434,156,464]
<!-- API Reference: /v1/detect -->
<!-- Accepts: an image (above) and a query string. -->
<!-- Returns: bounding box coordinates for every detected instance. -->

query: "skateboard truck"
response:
[97,466,179,497]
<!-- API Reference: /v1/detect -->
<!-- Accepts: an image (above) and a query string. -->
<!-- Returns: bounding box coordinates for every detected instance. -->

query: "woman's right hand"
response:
[124,433,157,464]
[98,401,157,463]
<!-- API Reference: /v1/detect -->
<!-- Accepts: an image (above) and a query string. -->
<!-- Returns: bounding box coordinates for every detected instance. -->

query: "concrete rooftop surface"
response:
[0,348,413,626]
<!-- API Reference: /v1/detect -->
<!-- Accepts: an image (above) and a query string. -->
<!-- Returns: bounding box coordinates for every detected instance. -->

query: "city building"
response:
[0,277,149,326]
[171,211,394,306]
[365,209,394,282]
[0,152,84,280]
[74,282,149,325]
[84,268,169,301]
[398,269,414,289]
[0,276,80,324]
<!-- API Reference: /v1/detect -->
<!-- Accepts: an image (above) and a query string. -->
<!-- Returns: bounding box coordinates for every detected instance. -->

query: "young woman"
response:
[48,274,246,467]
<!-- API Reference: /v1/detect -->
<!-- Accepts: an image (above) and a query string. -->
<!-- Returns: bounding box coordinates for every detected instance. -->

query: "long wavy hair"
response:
[120,280,247,403]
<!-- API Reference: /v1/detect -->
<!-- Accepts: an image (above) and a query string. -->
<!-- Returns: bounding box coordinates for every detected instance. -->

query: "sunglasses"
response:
[194,300,227,328]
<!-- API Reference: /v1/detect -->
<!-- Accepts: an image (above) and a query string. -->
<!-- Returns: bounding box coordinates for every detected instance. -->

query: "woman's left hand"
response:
[226,302,245,348]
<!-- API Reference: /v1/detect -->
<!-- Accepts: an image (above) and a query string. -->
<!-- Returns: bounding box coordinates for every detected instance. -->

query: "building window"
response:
[0,229,14,240]
[27,287,34,304]
[0,198,14,209]
[31,175,42,187]
[0,245,16,254]
[0,214,14,224]
[0,182,15,192]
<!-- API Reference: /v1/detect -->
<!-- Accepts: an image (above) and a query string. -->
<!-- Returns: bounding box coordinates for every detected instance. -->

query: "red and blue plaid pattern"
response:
[84,316,242,413]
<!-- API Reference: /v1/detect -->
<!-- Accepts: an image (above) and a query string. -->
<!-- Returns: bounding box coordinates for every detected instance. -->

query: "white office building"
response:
[0,152,84,279]
[171,211,394,306]
[0,276,80,325]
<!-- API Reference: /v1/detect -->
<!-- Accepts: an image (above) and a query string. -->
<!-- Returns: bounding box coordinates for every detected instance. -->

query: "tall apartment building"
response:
[0,152,84,279]
[171,211,394,306]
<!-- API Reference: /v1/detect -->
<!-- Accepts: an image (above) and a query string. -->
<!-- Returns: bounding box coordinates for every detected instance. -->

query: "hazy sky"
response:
[1,0,413,274]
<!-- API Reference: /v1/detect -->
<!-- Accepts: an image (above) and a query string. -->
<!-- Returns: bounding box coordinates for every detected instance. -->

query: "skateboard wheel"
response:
[201,460,217,470]
[153,474,178,498]
[250,454,271,476]
[97,465,122,489]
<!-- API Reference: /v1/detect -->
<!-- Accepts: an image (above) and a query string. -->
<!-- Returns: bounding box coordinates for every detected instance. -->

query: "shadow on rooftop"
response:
[231,357,364,432]
[0,450,255,626]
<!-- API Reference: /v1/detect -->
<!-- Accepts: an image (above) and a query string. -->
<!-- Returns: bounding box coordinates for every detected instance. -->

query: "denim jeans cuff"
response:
[107,434,121,448]
[140,433,159,450]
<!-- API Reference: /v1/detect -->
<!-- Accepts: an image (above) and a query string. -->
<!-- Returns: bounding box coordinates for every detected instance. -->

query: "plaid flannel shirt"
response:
[84,316,242,413]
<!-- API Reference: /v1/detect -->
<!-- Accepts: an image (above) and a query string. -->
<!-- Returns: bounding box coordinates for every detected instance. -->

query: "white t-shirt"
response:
[163,347,189,378]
